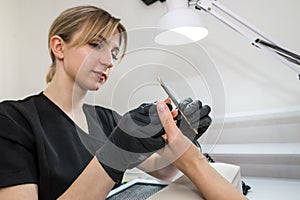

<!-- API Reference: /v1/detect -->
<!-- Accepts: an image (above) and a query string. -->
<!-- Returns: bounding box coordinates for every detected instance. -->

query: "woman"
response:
[0,5,174,199]
[0,5,244,200]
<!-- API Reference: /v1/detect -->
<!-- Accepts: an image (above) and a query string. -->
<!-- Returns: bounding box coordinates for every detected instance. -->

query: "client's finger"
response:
[157,101,193,163]
[157,101,179,141]
[163,98,178,118]
[163,97,172,105]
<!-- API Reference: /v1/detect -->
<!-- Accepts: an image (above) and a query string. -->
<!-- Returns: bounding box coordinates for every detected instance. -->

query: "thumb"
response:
[157,101,179,141]
[157,101,194,164]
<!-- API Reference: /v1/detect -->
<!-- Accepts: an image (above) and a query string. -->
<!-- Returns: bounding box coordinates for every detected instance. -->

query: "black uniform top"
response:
[0,92,121,199]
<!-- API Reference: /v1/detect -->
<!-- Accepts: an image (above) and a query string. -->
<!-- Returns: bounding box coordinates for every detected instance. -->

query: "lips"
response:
[92,70,107,81]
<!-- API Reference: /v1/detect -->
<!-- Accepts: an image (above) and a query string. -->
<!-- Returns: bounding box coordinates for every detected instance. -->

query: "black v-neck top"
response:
[0,92,121,199]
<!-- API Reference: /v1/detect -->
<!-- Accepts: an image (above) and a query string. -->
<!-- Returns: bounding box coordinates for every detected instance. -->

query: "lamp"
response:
[141,0,166,6]
[155,0,300,78]
[155,0,208,45]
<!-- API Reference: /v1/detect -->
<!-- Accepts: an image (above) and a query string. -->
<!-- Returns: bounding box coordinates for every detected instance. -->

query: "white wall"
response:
[1,0,299,114]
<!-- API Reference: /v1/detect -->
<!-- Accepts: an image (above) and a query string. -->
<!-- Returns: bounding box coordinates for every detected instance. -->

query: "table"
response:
[148,163,242,200]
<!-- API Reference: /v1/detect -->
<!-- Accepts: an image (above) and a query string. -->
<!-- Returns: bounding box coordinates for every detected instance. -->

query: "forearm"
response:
[138,154,180,181]
[58,157,115,200]
[147,164,179,181]
[174,146,247,200]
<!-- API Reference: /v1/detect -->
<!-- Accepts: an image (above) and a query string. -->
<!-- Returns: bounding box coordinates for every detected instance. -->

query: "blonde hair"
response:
[46,5,127,83]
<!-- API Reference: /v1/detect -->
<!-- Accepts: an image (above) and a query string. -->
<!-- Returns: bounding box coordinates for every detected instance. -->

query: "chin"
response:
[86,79,106,91]
[93,82,104,91]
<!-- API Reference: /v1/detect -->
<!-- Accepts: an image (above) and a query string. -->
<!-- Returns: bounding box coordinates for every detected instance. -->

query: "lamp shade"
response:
[155,0,208,45]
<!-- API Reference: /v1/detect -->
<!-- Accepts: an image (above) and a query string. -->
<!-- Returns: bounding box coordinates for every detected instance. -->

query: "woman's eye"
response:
[89,43,102,49]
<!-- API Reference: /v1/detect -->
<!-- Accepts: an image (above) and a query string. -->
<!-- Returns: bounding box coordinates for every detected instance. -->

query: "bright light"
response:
[155,26,208,45]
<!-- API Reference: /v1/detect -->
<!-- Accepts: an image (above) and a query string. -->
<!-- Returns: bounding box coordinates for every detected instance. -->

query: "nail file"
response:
[157,76,198,135]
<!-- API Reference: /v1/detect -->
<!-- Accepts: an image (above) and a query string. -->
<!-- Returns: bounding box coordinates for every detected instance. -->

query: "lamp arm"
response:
[254,39,300,64]
[212,1,276,44]
[193,0,300,77]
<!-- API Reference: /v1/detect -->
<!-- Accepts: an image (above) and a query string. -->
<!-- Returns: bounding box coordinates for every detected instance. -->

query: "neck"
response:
[44,75,90,133]
[43,75,87,114]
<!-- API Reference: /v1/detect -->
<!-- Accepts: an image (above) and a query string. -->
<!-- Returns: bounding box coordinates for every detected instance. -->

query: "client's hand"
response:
[156,101,248,200]
[96,103,166,183]
[156,101,205,169]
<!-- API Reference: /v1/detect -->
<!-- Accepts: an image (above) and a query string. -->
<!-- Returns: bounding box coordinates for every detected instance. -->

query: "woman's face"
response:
[62,30,121,91]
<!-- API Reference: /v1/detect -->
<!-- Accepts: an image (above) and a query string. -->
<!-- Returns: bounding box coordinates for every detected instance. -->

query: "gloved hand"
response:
[96,103,166,183]
[177,97,212,143]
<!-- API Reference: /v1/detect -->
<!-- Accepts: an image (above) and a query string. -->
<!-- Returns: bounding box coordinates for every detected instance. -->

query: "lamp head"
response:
[155,0,208,45]
[141,0,166,6]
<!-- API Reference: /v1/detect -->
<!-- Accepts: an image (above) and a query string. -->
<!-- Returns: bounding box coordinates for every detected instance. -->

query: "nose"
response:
[99,48,113,69]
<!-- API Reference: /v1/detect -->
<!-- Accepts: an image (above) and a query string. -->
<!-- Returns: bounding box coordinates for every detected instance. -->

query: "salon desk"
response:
[110,162,242,200]
[147,163,242,200]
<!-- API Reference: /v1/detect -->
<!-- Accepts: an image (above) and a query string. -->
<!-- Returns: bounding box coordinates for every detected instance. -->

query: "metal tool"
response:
[157,76,198,135]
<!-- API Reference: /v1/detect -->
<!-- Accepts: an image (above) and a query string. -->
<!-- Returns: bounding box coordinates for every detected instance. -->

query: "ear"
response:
[50,35,65,60]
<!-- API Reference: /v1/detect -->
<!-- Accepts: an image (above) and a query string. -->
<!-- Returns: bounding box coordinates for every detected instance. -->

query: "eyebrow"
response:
[97,35,120,51]
[97,35,108,44]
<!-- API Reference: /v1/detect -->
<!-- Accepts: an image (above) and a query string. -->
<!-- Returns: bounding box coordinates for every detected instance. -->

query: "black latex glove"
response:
[96,103,165,183]
[177,98,212,142]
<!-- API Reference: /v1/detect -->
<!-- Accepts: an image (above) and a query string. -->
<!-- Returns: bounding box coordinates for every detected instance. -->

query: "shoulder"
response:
[0,93,43,148]
[0,93,43,120]
[0,92,43,111]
